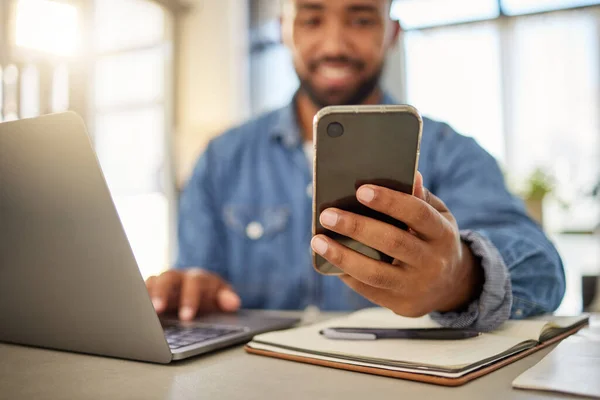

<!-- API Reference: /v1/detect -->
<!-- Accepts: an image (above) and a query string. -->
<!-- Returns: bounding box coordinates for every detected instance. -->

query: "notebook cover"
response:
[244,324,586,387]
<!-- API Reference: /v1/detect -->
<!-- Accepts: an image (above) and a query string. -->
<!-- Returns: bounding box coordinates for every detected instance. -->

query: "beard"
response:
[297,57,385,108]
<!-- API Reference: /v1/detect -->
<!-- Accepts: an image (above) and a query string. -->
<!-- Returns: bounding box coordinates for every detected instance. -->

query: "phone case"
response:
[312,105,423,275]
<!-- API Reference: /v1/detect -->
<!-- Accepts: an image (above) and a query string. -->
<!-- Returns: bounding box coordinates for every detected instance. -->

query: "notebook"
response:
[512,330,600,398]
[245,308,588,386]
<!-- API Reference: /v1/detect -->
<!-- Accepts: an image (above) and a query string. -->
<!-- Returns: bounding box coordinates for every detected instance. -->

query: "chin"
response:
[299,77,373,108]
[316,91,360,107]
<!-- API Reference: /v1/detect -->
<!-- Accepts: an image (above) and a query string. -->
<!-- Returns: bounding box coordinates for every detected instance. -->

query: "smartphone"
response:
[312,105,423,275]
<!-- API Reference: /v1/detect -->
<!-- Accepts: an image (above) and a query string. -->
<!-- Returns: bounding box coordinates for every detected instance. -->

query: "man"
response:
[146,0,565,330]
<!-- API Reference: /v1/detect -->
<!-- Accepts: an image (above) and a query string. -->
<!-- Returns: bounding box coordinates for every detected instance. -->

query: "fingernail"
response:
[311,236,329,255]
[179,306,195,321]
[320,210,339,227]
[357,186,375,203]
[220,290,241,311]
[152,298,164,311]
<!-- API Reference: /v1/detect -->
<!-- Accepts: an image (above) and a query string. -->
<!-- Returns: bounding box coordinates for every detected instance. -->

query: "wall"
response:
[175,0,251,186]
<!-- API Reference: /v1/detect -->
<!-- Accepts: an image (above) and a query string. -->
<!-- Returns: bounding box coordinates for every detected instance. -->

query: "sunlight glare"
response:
[15,0,79,56]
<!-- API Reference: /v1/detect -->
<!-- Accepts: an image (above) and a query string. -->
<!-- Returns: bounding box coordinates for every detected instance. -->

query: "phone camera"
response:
[327,122,344,138]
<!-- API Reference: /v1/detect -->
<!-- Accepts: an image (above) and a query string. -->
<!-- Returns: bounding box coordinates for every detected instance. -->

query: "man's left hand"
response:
[310,172,484,317]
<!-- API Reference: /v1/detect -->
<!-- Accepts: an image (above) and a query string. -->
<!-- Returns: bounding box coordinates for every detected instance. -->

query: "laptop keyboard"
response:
[163,324,246,350]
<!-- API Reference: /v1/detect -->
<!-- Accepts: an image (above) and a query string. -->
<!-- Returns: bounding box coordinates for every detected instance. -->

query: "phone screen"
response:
[313,106,422,274]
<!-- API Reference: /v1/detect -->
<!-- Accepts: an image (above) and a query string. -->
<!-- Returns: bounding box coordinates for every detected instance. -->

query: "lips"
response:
[316,65,355,87]
[319,65,353,79]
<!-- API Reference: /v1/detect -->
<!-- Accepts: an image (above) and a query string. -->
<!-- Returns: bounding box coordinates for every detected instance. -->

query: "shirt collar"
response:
[269,91,398,148]
[269,95,302,148]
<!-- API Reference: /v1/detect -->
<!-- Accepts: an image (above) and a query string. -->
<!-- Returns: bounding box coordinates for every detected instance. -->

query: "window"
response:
[401,5,600,234]
[1,64,20,121]
[391,0,499,29]
[250,44,298,115]
[94,48,165,109]
[95,107,165,195]
[94,0,165,53]
[404,23,505,162]
[0,67,3,120]
[1,0,74,121]
[249,18,298,115]
[15,0,79,56]
[503,0,600,15]
[19,64,40,118]
[390,0,600,28]
[506,10,600,232]
[92,0,174,280]
[51,63,69,113]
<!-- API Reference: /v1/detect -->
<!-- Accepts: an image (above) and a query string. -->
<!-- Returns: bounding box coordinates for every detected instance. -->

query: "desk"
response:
[0,312,583,400]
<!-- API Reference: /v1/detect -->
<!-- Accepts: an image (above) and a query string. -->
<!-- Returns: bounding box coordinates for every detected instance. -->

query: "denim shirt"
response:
[175,95,566,331]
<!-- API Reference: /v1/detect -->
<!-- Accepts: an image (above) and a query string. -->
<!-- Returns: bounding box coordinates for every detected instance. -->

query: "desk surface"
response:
[0,312,582,400]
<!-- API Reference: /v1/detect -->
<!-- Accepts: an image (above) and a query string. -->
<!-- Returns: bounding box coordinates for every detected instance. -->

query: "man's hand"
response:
[310,172,484,317]
[145,268,241,321]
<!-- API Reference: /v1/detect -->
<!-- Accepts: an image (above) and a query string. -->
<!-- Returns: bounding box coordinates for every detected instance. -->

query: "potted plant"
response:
[521,167,555,227]
[592,177,600,233]
[586,176,600,312]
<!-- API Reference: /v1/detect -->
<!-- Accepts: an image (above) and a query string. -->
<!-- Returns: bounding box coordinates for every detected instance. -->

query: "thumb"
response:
[413,171,426,200]
[216,287,241,312]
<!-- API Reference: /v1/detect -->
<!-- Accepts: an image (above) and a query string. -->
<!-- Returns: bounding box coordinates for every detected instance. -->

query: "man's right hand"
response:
[145,268,241,321]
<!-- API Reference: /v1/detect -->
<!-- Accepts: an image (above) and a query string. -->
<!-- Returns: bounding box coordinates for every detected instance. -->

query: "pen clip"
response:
[320,328,376,340]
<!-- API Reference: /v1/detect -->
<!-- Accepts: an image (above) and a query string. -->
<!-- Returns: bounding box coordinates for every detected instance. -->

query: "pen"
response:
[320,327,482,340]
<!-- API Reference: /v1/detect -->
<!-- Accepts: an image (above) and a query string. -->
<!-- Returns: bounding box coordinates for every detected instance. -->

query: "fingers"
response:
[216,287,242,312]
[339,275,428,318]
[178,269,241,320]
[311,235,408,290]
[318,208,429,266]
[146,269,241,321]
[179,268,216,320]
[355,184,450,240]
[146,270,182,314]
[145,275,160,310]
[339,274,397,310]
[145,275,156,294]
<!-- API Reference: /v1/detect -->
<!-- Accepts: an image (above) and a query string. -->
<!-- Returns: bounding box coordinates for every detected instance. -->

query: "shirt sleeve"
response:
[426,122,566,331]
[174,141,227,279]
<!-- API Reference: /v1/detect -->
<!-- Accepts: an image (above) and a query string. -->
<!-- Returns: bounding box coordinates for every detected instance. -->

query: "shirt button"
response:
[246,222,264,240]
[515,309,523,317]
[284,136,295,147]
[306,184,313,198]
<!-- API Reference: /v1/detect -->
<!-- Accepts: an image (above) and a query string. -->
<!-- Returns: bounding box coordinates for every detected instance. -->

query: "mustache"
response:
[309,56,365,72]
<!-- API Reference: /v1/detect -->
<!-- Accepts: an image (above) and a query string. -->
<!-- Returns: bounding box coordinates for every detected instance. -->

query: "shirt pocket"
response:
[223,204,290,241]
[222,204,292,308]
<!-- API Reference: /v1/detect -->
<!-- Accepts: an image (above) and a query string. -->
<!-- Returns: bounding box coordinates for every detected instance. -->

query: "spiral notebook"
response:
[245,308,588,386]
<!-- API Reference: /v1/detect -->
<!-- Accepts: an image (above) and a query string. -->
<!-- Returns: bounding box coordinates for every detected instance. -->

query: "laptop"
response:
[0,112,300,363]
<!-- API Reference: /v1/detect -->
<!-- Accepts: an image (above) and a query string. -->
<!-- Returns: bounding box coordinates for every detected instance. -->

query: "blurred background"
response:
[0,0,598,312]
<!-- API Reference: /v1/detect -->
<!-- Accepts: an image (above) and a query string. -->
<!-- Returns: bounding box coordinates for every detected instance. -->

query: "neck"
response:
[296,88,384,143]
